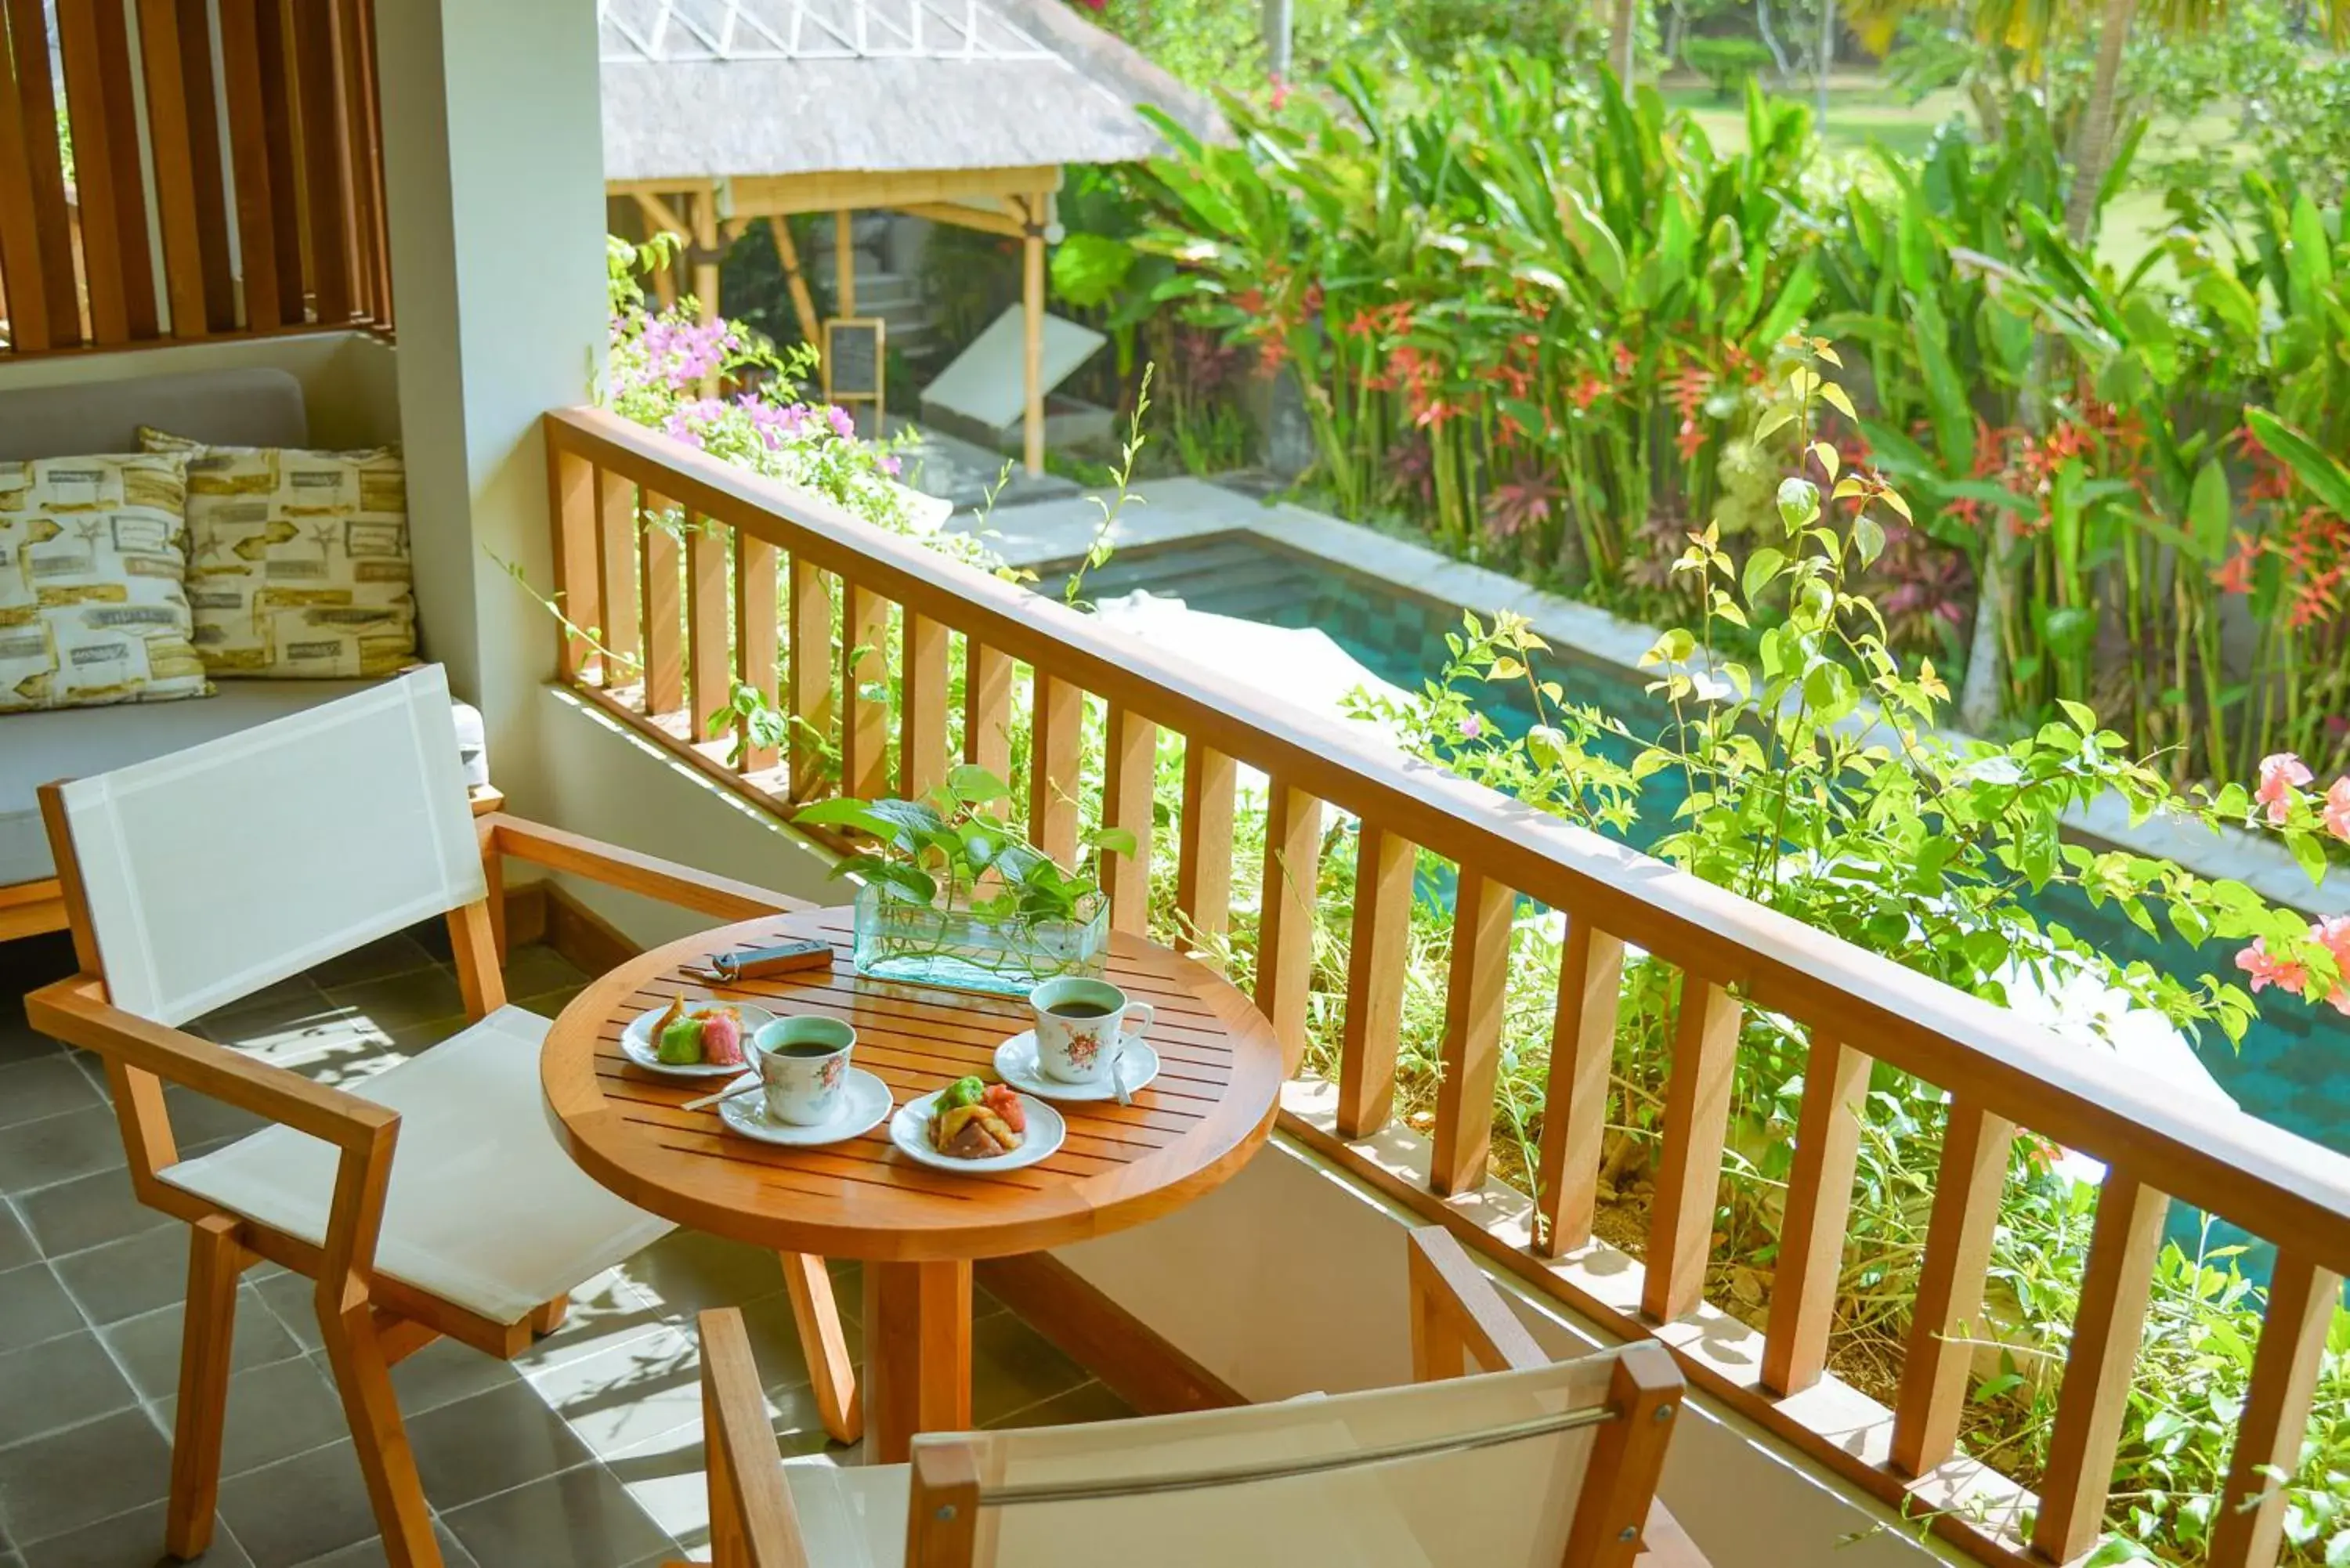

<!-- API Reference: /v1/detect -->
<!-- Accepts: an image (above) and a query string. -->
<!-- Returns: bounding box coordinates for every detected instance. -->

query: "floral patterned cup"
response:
[750,1016,855,1125]
[1028,977,1153,1086]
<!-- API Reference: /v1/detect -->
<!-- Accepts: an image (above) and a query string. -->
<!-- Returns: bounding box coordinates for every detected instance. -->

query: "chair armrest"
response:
[697,1307,812,1568]
[1405,1227,1549,1377]
[27,977,395,1154]
[484,815,809,923]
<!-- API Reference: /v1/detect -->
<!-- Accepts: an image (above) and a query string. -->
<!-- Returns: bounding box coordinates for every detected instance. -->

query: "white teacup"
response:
[750,1016,855,1125]
[1028,977,1152,1085]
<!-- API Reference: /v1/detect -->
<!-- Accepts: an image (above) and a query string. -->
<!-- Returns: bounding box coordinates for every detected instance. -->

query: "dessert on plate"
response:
[929,1075,1025,1159]
[653,996,747,1067]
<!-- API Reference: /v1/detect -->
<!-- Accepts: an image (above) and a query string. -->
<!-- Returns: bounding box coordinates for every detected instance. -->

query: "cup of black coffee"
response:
[1028,977,1152,1084]
[749,1016,855,1124]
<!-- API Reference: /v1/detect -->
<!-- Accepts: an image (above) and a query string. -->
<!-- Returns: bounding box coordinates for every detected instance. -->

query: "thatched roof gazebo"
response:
[599,0,1218,472]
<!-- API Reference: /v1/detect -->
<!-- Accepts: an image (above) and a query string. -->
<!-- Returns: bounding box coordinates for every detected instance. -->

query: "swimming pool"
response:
[1052,531,2350,1165]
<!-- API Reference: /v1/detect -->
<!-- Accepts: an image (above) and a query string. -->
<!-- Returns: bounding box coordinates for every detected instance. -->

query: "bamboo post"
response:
[767,215,819,347]
[1021,193,1046,476]
[833,208,855,316]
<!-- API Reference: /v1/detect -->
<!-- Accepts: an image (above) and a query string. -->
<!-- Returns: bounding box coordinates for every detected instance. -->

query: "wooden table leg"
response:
[781,1252,861,1445]
[862,1259,971,1462]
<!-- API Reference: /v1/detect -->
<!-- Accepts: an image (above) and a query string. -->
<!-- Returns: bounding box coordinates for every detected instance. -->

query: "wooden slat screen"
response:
[0,0,392,359]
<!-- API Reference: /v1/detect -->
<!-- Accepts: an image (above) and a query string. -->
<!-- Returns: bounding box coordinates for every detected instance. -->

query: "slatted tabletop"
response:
[540,907,1286,1264]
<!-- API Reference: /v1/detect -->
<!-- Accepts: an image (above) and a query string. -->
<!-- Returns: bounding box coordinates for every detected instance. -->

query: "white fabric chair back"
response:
[52,667,486,1025]
[924,1347,1623,1568]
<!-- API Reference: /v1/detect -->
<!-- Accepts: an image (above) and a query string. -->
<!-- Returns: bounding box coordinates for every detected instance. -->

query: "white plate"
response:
[993,1031,1159,1102]
[716,1068,894,1147]
[620,1000,777,1078]
[890,1089,1065,1173]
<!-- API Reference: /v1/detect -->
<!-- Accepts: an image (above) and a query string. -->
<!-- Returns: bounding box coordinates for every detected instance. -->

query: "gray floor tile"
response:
[615,1230,788,1316]
[304,936,441,993]
[525,1322,703,1460]
[499,945,588,1002]
[0,1057,102,1132]
[0,1409,172,1545]
[0,1018,63,1068]
[0,1206,35,1272]
[156,1357,348,1481]
[404,1381,592,1510]
[15,1166,172,1258]
[512,987,584,1021]
[103,1285,307,1404]
[15,1501,250,1568]
[506,1269,672,1380]
[250,1273,324,1353]
[732,1282,864,1397]
[193,999,388,1079]
[53,1226,193,1326]
[283,1521,474,1568]
[439,1465,673,1568]
[0,1331,139,1450]
[604,1414,834,1555]
[189,985,345,1050]
[969,1307,1089,1426]
[366,1335,522,1418]
[985,1377,1134,1430]
[158,1086,269,1151]
[0,1107,125,1196]
[0,1263,86,1354]
[215,1441,381,1568]
[320,971,466,1035]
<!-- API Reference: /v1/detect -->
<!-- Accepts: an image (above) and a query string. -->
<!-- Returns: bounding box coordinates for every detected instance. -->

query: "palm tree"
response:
[1607,0,1641,95]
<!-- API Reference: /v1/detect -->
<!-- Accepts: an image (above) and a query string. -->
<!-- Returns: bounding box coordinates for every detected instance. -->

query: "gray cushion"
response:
[0,368,308,461]
[0,681,378,887]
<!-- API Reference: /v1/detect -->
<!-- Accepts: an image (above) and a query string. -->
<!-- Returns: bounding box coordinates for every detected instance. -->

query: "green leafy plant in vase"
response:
[794,765,1135,997]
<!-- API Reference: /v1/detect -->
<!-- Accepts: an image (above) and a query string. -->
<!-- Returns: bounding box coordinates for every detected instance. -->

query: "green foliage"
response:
[794,770,1133,927]
[1683,34,1773,96]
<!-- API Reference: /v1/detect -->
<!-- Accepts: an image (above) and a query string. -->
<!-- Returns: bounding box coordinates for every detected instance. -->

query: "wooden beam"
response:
[897,199,1026,240]
[765,216,819,346]
[1336,824,1415,1139]
[1021,195,1046,477]
[1761,1033,1871,1394]
[1533,917,1625,1255]
[833,208,855,316]
[700,164,1064,218]
[1641,978,1743,1323]
[1430,870,1514,1198]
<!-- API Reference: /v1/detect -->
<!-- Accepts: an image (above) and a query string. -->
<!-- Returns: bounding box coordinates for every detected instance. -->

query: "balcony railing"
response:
[544,404,2350,1568]
[0,0,391,357]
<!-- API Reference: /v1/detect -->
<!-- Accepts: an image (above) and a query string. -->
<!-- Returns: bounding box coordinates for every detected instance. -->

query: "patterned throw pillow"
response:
[0,453,208,713]
[142,428,418,678]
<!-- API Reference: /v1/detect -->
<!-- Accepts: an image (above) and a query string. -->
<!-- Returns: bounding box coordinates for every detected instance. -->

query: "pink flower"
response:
[2256,753,2314,824]
[1459,714,1483,739]
[2236,938,2308,995]
[826,406,855,440]
[2324,776,2350,843]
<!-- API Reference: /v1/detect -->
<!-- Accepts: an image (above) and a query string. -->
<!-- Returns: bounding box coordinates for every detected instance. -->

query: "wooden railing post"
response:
[1640,977,1743,1324]
[1253,784,1325,1075]
[638,497,685,719]
[1890,1099,2017,1477]
[547,449,598,681]
[686,512,729,742]
[1028,675,1083,868]
[2208,1252,2341,1568]
[595,468,641,685]
[899,613,950,799]
[734,536,780,773]
[1761,1033,1871,1395]
[1430,869,1515,1198]
[1534,917,1625,1257]
[1174,742,1237,960]
[841,585,889,800]
[787,558,833,801]
[963,641,1013,782]
[1336,824,1415,1139]
[1101,704,1157,936]
[2032,1170,2171,1563]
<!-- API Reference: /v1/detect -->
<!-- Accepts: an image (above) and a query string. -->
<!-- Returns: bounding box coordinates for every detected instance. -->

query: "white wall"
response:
[374,0,610,818]
[0,331,401,450]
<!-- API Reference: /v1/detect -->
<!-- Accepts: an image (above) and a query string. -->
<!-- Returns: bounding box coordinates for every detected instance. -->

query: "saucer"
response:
[715,1068,892,1147]
[889,1089,1065,1172]
[992,1030,1160,1102]
[620,1000,776,1078]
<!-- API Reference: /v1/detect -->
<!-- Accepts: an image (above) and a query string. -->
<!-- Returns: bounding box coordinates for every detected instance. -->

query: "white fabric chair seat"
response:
[161,1005,673,1324]
[783,1462,911,1568]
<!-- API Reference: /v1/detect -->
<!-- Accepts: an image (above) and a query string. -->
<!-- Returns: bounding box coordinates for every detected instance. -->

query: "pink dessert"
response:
[700,1008,745,1066]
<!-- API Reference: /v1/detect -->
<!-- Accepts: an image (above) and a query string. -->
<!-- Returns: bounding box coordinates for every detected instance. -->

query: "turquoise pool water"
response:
[1058,532,2350,1169]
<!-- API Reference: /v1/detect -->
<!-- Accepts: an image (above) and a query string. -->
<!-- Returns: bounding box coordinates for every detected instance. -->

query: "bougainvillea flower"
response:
[2324,776,2350,843]
[2236,938,2308,995]
[2256,753,2314,823]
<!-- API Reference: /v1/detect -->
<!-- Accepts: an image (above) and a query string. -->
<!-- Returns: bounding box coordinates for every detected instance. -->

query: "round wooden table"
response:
[540,906,1284,1461]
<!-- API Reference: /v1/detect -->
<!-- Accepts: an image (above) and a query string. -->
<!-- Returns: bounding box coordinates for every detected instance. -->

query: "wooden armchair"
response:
[24,667,855,1568]
[681,1227,1710,1568]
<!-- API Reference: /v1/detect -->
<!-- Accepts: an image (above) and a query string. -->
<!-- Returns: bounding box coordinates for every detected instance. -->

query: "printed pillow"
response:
[142,428,418,679]
[0,453,208,713]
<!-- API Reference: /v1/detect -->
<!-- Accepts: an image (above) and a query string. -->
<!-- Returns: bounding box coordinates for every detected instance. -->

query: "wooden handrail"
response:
[544,403,2350,1568]
[544,404,2350,1269]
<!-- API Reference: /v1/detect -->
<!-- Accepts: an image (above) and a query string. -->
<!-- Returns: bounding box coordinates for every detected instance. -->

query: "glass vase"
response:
[851,883,1109,997]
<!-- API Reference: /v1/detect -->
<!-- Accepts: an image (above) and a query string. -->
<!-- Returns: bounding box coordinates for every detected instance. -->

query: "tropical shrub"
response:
[1683,33,1773,96]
